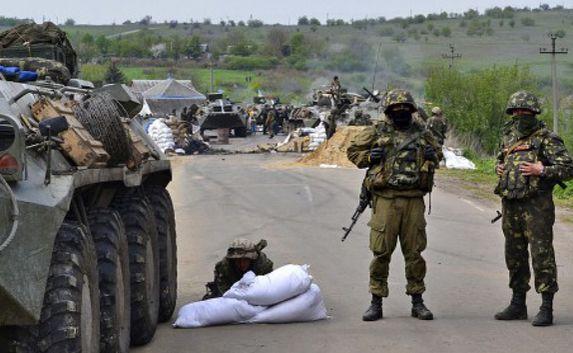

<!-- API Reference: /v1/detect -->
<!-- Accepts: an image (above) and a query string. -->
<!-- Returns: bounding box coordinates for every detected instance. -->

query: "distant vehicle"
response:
[197,92,248,137]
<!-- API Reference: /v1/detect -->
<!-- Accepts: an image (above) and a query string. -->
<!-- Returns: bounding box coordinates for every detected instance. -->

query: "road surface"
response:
[134,153,573,353]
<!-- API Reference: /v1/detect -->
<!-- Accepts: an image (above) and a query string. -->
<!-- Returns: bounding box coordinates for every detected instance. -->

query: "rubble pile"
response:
[298,126,366,168]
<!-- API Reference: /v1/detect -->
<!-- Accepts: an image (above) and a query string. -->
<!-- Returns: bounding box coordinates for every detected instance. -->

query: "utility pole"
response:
[441,44,462,69]
[540,33,568,134]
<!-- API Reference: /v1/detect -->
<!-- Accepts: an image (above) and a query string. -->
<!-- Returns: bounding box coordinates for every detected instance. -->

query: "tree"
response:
[186,35,203,59]
[441,26,452,37]
[309,18,321,26]
[521,17,535,26]
[203,18,211,25]
[298,16,309,26]
[509,19,515,28]
[539,4,550,11]
[64,18,75,26]
[95,35,110,55]
[247,19,263,27]
[264,28,289,57]
[104,62,126,84]
[238,21,246,26]
[139,15,152,26]
[169,20,178,28]
[464,9,479,19]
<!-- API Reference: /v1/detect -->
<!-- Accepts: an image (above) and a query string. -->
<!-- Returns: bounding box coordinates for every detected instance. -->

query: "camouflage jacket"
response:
[496,119,573,199]
[426,115,448,145]
[347,117,442,198]
[210,252,274,297]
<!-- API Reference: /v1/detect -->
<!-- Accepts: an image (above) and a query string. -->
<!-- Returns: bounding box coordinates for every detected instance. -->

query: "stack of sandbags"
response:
[173,264,328,328]
[147,119,176,153]
[164,116,190,149]
[308,123,327,151]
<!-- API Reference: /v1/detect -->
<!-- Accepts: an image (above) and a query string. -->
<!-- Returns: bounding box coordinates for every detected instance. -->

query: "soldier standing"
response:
[494,91,573,326]
[426,106,448,147]
[347,89,441,321]
[203,238,273,300]
[266,107,277,139]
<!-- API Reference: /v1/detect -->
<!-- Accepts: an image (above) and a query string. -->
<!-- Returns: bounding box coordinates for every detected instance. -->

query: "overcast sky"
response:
[7,1,569,25]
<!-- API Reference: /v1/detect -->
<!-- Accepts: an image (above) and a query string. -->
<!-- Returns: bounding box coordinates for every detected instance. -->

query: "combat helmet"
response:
[383,89,418,113]
[226,238,267,260]
[506,91,541,115]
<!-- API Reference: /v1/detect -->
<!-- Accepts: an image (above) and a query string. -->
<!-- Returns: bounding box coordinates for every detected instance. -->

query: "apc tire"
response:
[88,209,131,353]
[145,185,178,323]
[0,222,100,353]
[112,191,160,346]
[233,127,248,138]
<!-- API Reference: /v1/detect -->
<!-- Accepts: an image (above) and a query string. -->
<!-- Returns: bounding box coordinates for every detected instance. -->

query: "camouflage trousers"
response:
[502,193,558,294]
[368,195,427,297]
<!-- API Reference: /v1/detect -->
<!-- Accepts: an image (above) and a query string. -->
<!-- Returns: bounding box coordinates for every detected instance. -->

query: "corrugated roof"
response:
[131,79,202,95]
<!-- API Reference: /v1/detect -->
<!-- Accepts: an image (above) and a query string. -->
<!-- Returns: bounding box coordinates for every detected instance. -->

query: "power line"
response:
[540,33,568,134]
[441,44,462,69]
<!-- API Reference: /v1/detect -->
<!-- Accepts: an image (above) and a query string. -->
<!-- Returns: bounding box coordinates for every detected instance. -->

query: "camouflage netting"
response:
[73,93,133,166]
[0,22,78,78]
[0,57,71,84]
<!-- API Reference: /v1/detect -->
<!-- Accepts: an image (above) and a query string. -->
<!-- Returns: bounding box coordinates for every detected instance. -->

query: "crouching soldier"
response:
[203,238,274,299]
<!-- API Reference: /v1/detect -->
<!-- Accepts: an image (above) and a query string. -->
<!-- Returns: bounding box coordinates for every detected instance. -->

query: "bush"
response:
[521,17,535,26]
[441,27,452,37]
[223,55,278,70]
[425,65,540,154]
[379,27,395,37]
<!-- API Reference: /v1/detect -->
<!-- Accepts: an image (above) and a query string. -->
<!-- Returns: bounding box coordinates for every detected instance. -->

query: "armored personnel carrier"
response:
[197,92,247,137]
[0,24,177,353]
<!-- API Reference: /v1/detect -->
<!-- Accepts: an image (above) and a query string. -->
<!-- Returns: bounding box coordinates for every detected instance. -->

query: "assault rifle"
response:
[362,87,380,103]
[342,182,372,242]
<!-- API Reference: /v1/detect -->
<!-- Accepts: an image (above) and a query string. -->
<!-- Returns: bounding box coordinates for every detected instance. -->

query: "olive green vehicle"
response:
[0,24,177,353]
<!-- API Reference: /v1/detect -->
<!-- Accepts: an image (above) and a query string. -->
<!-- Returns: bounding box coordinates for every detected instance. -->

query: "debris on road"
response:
[297,126,365,168]
[173,264,327,328]
[442,147,476,170]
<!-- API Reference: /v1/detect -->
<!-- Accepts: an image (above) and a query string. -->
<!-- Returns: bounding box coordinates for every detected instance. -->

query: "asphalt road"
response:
[134,153,573,353]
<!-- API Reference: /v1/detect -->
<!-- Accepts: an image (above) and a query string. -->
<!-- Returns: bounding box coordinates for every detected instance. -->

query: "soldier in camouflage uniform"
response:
[203,239,274,299]
[426,107,448,146]
[347,89,442,321]
[494,91,573,326]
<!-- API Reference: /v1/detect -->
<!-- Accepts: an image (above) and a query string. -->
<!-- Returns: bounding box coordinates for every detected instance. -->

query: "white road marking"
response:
[304,185,314,203]
[461,198,485,212]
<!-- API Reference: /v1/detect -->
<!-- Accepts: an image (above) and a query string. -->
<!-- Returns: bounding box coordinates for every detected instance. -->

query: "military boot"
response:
[495,292,527,320]
[362,294,383,321]
[411,294,434,320]
[532,293,554,327]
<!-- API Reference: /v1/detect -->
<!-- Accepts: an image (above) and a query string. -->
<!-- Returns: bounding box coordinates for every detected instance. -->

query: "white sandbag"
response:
[248,283,328,324]
[443,147,476,170]
[172,297,265,328]
[223,264,313,306]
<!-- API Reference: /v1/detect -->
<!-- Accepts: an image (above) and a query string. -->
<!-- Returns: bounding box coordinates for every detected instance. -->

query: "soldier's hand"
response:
[423,145,437,161]
[496,164,505,176]
[369,147,386,165]
[519,162,544,176]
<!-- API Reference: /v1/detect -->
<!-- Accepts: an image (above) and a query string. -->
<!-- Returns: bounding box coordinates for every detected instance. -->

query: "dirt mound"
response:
[296,126,366,168]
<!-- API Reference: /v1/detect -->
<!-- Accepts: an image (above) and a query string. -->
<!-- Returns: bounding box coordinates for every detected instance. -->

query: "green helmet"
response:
[506,91,541,115]
[226,238,267,260]
[383,89,418,113]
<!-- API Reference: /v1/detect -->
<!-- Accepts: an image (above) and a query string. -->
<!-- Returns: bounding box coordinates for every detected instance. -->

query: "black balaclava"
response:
[389,110,413,130]
[514,114,539,136]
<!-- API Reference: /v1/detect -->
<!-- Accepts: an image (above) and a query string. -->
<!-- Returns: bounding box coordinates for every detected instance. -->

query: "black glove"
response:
[369,147,386,165]
[424,145,437,161]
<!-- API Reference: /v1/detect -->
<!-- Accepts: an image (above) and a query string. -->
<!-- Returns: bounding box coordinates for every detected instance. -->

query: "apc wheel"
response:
[112,191,159,346]
[233,127,248,138]
[88,209,131,353]
[145,185,178,323]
